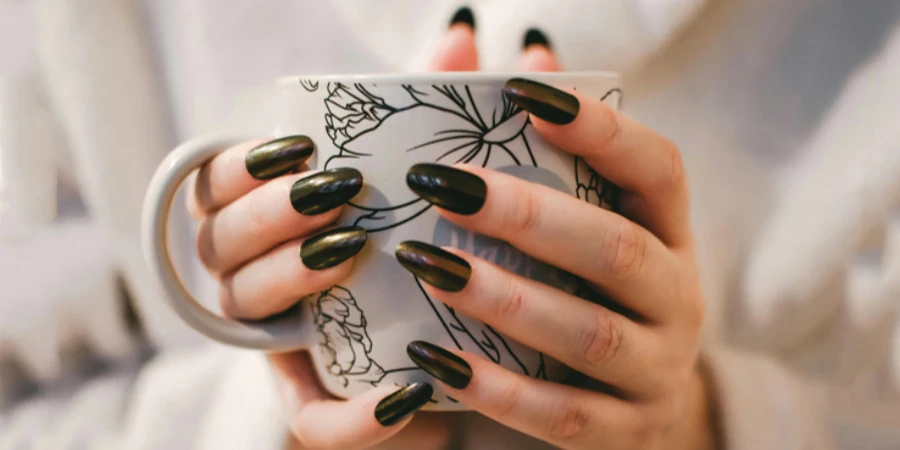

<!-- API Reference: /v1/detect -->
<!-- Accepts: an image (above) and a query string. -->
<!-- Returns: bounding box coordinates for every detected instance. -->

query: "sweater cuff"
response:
[701,346,835,450]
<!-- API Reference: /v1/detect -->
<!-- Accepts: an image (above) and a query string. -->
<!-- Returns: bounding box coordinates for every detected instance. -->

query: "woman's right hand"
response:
[186,11,481,449]
[187,136,457,449]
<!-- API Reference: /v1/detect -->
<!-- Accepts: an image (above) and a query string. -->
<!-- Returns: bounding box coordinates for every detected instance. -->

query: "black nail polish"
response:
[406,163,486,215]
[395,241,471,292]
[523,28,551,50]
[300,226,367,270]
[290,168,363,216]
[449,6,475,30]
[504,78,580,125]
[375,383,434,426]
[407,341,473,389]
[245,135,315,180]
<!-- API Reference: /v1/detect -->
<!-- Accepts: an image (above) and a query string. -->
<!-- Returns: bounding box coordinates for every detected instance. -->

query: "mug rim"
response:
[276,70,621,86]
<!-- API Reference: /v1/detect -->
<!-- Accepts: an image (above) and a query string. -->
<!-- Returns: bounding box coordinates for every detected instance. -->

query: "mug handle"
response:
[141,134,314,351]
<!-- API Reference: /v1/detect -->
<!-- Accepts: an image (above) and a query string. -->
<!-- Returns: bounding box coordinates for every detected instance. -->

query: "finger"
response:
[187,136,315,219]
[269,352,432,450]
[291,415,453,450]
[195,168,363,275]
[426,7,478,72]
[406,344,644,449]
[405,163,677,322]
[369,413,457,450]
[503,78,692,248]
[395,241,662,397]
[219,227,365,319]
[518,28,562,72]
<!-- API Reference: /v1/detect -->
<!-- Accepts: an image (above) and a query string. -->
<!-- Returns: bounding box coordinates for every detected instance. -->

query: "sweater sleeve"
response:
[702,346,837,450]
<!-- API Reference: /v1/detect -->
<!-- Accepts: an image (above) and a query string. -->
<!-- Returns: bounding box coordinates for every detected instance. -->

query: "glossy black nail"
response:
[374,383,434,426]
[523,28,551,49]
[300,226,367,270]
[290,168,363,216]
[395,241,471,292]
[406,163,486,215]
[407,341,473,389]
[504,78,580,125]
[245,135,315,180]
[449,6,475,30]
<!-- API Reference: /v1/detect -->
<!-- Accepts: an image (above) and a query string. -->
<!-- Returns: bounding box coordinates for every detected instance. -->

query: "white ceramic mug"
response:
[142,72,621,410]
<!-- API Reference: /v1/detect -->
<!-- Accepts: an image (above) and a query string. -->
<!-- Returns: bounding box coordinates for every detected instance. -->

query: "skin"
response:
[187,22,716,450]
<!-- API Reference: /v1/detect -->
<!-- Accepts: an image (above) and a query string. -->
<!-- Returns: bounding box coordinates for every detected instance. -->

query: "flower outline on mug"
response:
[321,83,537,232]
[313,285,386,387]
[300,80,622,401]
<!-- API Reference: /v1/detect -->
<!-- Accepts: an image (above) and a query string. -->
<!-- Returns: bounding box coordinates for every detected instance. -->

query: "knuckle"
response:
[186,203,204,222]
[185,194,204,221]
[633,411,670,449]
[187,170,214,220]
[546,397,589,442]
[650,140,686,194]
[194,218,222,275]
[686,291,706,330]
[217,278,243,319]
[245,197,271,237]
[289,424,322,450]
[497,277,526,320]
[597,103,623,148]
[632,426,665,450]
[579,310,623,367]
[601,221,647,280]
[676,263,706,330]
[507,185,542,235]
[495,379,525,421]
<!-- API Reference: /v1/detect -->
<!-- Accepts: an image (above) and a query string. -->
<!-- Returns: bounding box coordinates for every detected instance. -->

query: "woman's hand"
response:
[187,136,452,449]
[396,44,717,450]
[185,13,482,450]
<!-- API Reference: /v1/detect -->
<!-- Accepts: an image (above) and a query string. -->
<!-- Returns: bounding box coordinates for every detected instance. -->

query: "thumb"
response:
[427,7,478,72]
[517,28,561,72]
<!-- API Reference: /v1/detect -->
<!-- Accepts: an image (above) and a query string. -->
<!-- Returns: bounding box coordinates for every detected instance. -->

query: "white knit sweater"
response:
[2,1,899,448]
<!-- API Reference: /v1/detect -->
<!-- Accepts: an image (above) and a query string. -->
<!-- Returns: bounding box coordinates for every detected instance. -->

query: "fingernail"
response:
[523,28,551,50]
[300,226,367,270]
[375,382,434,426]
[395,241,471,292]
[407,341,472,389]
[504,78,580,125]
[245,135,315,180]
[290,168,363,215]
[449,6,475,30]
[406,163,486,215]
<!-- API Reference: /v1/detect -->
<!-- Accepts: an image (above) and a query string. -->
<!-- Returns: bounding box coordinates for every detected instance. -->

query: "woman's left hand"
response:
[398,43,716,450]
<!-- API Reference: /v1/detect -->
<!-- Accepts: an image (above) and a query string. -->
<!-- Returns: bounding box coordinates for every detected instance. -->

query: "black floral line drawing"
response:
[414,276,547,380]
[299,79,320,92]
[313,285,387,387]
[309,83,620,397]
[601,87,623,107]
[321,82,535,233]
[314,285,421,388]
[574,87,622,210]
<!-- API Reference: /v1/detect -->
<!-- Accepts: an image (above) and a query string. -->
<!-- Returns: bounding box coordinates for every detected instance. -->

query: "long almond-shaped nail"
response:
[245,135,315,180]
[449,6,475,30]
[504,78,579,125]
[407,341,472,389]
[406,163,486,215]
[291,168,363,215]
[374,383,434,426]
[300,226,366,270]
[395,241,471,292]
